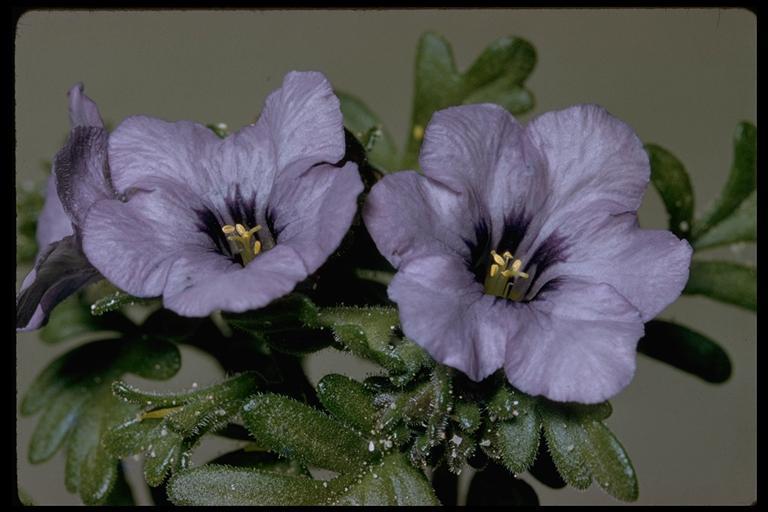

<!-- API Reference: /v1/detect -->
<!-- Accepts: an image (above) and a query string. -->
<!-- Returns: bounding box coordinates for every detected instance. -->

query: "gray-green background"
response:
[16,9,756,505]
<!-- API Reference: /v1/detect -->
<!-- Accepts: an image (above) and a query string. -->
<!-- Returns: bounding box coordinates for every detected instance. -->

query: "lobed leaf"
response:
[693,191,756,250]
[683,260,756,311]
[693,122,756,239]
[645,143,694,239]
[329,453,440,505]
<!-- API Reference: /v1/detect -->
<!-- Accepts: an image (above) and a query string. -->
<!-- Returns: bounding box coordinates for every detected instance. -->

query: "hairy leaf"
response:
[540,401,637,501]
[242,393,374,473]
[168,464,328,506]
[329,453,440,505]
[317,374,379,433]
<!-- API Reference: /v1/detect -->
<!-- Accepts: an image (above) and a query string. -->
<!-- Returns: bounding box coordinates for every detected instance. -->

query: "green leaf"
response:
[107,373,260,487]
[318,306,431,385]
[21,337,181,503]
[168,464,329,506]
[467,462,539,506]
[330,453,440,505]
[41,294,135,343]
[65,385,137,502]
[206,122,230,139]
[485,393,540,474]
[693,191,756,250]
[540,401,637,501]
[452,401,482,434]
[645,143,694,238]
[403,32,536,168]
[337,92,399,171]
[242,393,374,473]
[207,449,309,476]
[638,320,731,383]
[683,260,756,311]
[317,374,379,433]
[90,290,157,316]
[102,464,136,506]
[693,122,756,239]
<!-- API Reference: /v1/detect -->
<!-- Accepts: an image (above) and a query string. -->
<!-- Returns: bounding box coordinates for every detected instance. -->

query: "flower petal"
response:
[36,174,74,250]
[162,244,308,317]
[81,178,212,297]
[418,104,549,244]
[388,255,511,381]
[260,71,345,171]
[504,279,644,403]
[107,115,221,195]
[54,126,114,226]
[268,161,363,273]
[16,236,101,331]
[528,213,692,321]
[363,171,477,268]
[525,104,649,218]
[68,83,104,128]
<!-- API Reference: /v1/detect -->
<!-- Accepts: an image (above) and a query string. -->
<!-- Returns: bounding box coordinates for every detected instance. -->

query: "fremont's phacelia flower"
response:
[16,84,112,331]
[79,71,363,317]
[364,104,692,403]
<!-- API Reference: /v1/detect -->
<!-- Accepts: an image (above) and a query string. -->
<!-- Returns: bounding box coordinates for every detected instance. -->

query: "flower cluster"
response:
[17,74,691,403]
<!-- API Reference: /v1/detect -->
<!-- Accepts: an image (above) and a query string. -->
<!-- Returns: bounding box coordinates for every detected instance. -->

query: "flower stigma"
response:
[222,223,262,266]
[483,250,529,301]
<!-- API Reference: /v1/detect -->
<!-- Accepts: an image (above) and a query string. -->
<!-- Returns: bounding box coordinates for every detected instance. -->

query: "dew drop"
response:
[368,441,375,452]
[191,382,199,389]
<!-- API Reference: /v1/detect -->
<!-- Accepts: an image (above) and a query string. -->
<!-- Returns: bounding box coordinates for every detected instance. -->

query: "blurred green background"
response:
[15,8,755,505]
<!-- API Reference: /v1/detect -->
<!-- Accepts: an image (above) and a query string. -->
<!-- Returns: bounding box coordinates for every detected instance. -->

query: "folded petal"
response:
[68,83,104,128]
[162,244,308,317]
[268,161,363,273]
[528,213,692,321]
[260,71,346,171]
[16,236,101,331]
[504,279,644,403]
[388,255,513,381]
[107,115,221,195]
[36,174,74,250]
[418,104,549,244]
[81,178,212,297]
[363,171,477,268]
[54,126,114,226]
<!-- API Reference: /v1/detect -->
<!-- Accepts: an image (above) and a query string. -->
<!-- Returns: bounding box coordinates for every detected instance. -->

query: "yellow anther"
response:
[253,240,262,255]
[221,222,263,266]
[484,249,529,301]
[222,225,236,234]
[413,124,425,141]
[236,224,247,236]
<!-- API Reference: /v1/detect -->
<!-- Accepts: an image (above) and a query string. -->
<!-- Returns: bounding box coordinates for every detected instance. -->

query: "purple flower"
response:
[363,104,692,403]
[16,84,111,331]
[78,71,362,317]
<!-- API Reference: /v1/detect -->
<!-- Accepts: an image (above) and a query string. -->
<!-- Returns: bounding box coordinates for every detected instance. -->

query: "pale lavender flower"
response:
[16,84,110,331]
[364,104,692,403]
[79,71,362,317]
